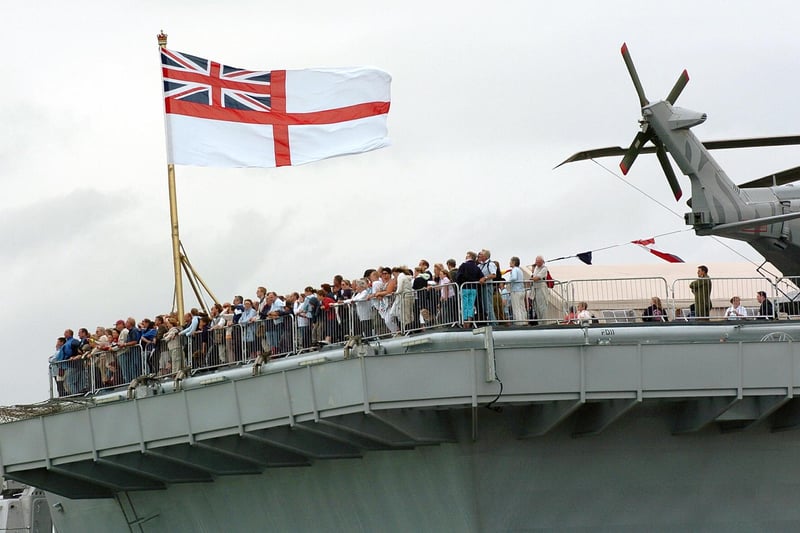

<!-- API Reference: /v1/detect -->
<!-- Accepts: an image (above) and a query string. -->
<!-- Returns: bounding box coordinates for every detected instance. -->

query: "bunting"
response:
[546,232,687,265]
[631,238,684,263]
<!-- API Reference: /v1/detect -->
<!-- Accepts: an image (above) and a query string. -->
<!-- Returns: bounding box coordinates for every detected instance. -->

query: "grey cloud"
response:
[0,189,136,260]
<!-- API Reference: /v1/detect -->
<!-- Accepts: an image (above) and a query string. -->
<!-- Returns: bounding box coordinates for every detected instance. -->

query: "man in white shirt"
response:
[477,249,497,325]
[507,256,526,325]
[264,291,287,356]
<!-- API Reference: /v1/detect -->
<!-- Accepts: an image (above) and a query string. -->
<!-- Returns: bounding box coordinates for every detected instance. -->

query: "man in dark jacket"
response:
[757,291,775,319]
[456,251,483,327]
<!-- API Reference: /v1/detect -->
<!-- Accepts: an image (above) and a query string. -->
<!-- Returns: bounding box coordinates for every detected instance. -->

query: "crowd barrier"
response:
[49,345,146,398]
[48,275,800,398]
[670,277,779,320]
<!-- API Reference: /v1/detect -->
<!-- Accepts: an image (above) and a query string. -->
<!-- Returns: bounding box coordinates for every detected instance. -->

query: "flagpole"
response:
[158,31,185,322]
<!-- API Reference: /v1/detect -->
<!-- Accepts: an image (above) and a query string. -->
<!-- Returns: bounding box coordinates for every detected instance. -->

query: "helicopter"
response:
[559,43,800,277]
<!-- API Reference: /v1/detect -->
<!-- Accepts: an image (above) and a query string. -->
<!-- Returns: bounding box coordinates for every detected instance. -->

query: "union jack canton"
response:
[161,49,272,115]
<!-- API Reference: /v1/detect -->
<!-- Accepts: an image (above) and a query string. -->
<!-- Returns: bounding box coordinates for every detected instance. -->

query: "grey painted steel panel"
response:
[139,392,191,442]
[10,326,800,532]
[88,401,142,450]
[42,410,93,459]
[182,381,241,435]
[0,418,47,465]
[501,347,583,394]
[44,406,800,532]
[364,351,476,402]
[5,330,800,476]
[643,344,740,390]
[584,346,642,392]
[742,345,795,388]
[309,359,366,409]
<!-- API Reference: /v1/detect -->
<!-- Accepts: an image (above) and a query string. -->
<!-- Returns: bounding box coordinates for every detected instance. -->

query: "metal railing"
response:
[670,277,779,320]
[50,345,146,398]
[48,275,800,398]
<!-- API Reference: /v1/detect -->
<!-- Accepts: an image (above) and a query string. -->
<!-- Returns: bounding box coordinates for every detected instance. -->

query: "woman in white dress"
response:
[390,266,415,331]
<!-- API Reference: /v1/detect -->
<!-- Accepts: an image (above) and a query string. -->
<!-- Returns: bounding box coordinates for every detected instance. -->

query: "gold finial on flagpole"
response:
[157,30,168,48]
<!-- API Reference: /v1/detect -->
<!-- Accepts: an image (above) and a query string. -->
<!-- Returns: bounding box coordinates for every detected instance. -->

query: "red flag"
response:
[647,248,684,263]
[632,238,684,263]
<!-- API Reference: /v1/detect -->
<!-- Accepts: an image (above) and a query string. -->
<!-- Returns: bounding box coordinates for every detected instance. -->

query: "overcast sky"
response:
[2,1,799,404]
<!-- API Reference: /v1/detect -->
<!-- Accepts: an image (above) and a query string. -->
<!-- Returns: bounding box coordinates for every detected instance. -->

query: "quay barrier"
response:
[564,277,670,323]
[46,275,800,398]
[369,291,398,337]
[48,357,90,398]
[179,321,248,376]
[670,277,779,320]
[459,280,533,326]
[394,282,460,336]
[49,344,146,399]
[237,315,296,362]
[185,323,236,372]
[330,297,376,342]
[154,332,189,377]
[460,280,565,326]
[320,302,351,346]
[774,276,800,317]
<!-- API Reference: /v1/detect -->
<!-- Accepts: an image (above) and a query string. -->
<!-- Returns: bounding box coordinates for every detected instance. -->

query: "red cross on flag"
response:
[160,48,391,168]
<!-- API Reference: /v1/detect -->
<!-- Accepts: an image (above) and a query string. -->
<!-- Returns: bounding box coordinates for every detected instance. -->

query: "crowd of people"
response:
[49,258,779,397]
[48,250,552,396]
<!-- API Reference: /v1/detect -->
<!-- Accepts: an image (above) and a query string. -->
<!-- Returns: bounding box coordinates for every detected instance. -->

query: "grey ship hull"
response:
[46,405,800,532]
[6,323,800,531]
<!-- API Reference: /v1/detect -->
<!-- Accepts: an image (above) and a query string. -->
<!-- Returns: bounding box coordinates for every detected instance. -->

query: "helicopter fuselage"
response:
[642,100,800,276]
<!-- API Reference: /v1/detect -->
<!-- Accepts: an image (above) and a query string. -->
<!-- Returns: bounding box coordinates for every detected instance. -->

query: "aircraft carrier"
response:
[5,309,800,532]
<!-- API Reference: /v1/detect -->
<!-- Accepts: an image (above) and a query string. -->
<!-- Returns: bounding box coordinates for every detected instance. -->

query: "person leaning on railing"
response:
[49,337,67,396]
[161,316,183,374]
[350,278,375,338]
[434,263,457,325]
[456,251,483,328]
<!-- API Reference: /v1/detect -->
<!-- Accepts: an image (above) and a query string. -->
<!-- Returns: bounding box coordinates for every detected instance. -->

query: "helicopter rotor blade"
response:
[666,70,690,105]
[621,43,649,108]
[702,135,800,150]
[555,135,800,168]
[619,130,652,175]
[739,166,800,189]
[654,141,682,200]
